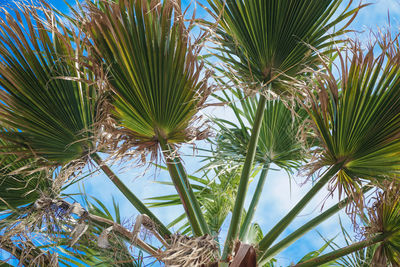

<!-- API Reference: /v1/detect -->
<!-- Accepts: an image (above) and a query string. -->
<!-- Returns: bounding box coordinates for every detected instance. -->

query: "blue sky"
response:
[1,0,400,266]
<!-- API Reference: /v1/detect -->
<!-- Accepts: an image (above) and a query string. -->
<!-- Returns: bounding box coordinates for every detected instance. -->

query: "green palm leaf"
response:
[0,135,53,211]
[210,89,308,173]
[84,0,212,236]
[295,237,338,266]
[86,0,211,151]
[0,4,99,165]
[366,183,400,266]
[207,0,364,86]
[0,4,169,238]
[305,35,400,199]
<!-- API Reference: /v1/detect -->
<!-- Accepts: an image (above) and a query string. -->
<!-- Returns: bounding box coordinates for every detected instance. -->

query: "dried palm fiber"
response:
[160,234,218,267]
[0,235,58,267]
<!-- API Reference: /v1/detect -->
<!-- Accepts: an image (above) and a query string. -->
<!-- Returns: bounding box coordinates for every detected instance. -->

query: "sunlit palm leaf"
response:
[207,0,363,86]
[86,0,211,152]
[305,35,400,199]
[0,3,99,165]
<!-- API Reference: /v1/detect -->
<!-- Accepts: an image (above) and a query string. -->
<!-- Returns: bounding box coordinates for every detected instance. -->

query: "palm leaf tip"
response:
[84,0,213,160]
[0,2,101,166]
[365,182,400,266]
[303,32,400,203]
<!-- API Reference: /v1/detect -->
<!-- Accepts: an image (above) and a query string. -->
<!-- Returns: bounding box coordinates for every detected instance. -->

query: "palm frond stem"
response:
[258,163,342,255]
[239,163,270,240]
[159,139,205,236]
[174,157,211,236]
[91,153,171,238]
[259,186,371,265]
[293,232,391,267]
[221,93,268,261]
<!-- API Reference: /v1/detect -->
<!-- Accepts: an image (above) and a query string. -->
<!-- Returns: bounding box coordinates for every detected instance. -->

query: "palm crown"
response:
[3,1,400,267]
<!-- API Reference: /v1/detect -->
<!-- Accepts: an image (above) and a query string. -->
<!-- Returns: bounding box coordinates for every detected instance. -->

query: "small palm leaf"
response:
[85,0,212,155]
[304,34,400,200]
[0,3,99,165]
[295,237,338,266]
[209,89,308,174]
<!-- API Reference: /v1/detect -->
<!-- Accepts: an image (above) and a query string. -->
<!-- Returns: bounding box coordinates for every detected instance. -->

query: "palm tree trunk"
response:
[91,153,171,238]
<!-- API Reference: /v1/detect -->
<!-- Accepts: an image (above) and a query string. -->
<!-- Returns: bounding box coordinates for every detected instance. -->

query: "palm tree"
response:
[4,0,400,266]
[275,32,400,267]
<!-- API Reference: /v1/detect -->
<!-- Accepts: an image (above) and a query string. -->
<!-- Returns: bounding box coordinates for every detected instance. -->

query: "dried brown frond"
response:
[0,234,58,267]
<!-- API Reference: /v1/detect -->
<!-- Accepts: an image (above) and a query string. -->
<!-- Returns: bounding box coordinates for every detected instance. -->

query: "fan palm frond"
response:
[366,183,400,266]
[207,0,364,88]
[304,33,400,201]
[85,0,212,156]
[0,3,100,166]
[210,89,308,174]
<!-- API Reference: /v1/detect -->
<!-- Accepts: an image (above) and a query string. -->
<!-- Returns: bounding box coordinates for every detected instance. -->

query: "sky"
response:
[1,0,400,266]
